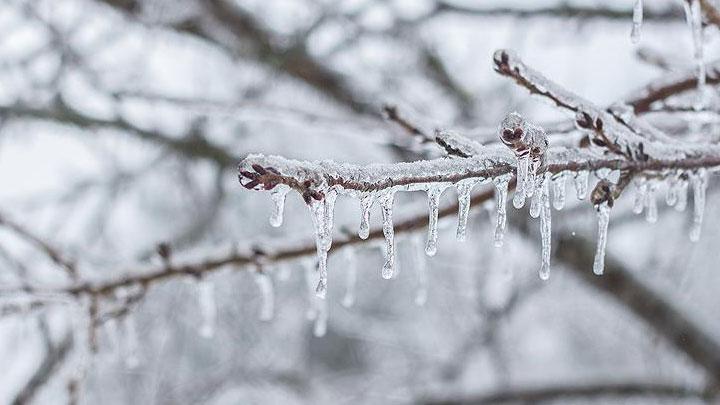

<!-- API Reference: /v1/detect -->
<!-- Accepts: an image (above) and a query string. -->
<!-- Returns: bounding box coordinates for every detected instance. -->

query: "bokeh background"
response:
[1,0,719,404]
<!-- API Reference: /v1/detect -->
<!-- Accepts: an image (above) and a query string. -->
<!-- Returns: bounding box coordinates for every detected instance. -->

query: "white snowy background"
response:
[0,0,719,404]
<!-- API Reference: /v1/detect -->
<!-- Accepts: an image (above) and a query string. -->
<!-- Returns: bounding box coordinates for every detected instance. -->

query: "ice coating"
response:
[690,169,708,242]
[539,174,552,280]
[379,191,396,279]
[593,202,611,276]
[493,175,510,247]
[198,279,216,338]
[269,185,290,227]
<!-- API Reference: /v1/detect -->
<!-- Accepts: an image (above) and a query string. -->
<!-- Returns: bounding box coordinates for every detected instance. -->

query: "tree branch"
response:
[421,381,712,405]
[0,210,77,279]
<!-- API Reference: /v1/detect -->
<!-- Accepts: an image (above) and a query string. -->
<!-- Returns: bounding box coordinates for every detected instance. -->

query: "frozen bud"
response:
[527,125,548,174]
[498,112,530,156]
[591,179,614,207]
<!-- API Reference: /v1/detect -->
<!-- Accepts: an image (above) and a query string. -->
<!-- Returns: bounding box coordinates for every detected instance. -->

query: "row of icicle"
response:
[188,0,714,341]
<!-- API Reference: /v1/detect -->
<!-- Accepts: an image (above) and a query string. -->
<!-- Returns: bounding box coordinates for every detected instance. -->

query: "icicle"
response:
[529,188,541,218]
[644,182,658,223]
[593,202,611,276]
[425,186,446,256]
[379,191,396,279]
[574,170,589,200]
[358,193,374,240]
[683,0,707,110]
[632,177,647,214]
[675,176,689,212]
[539,174,552,280]
[313,297,328,337]
[413,235,428,306]
[455,179,476,242]
[341,248,357,308]
[493,176,509,247]
[690,169,708,242]
[631,0,643,44]
[198,279,216,338]
[254,271,274,321]
[122,316,140,369]
[513,155,529,208]
[308,190,337,299]
[666,174,679,206]
[552,173,566,210]
[268,185,290,227]
[525,157,537,199]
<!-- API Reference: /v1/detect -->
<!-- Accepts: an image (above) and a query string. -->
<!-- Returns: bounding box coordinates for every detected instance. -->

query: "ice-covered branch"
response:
[433,2,682,21]
[239,150,720,199]
[492,49,699,159]
[625,60,720,113]
[421,381,713,405]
